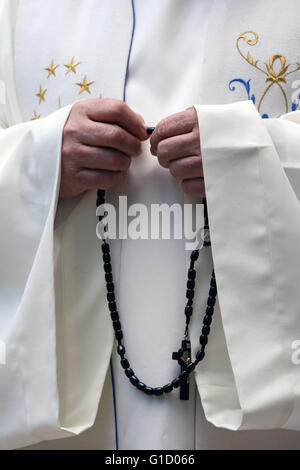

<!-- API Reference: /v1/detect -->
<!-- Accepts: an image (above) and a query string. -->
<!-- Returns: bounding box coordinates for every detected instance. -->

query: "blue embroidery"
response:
[292,92,300,112]
[229,76,300,118]
[229,79,255,104]
[229,78,270,119]
[229,78,272,119]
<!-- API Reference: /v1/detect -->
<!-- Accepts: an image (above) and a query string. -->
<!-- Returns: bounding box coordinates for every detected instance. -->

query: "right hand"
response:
[60,98,148,198]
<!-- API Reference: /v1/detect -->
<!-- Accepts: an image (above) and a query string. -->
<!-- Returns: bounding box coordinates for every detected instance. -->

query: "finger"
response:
[77,168,126,191]
[169,156,203,180]
[86,99,148,141]
[150,109,196,154]
[75,146,131,172]
[182,177,206,198]
[79,121,142,156]
[156,132,200,167]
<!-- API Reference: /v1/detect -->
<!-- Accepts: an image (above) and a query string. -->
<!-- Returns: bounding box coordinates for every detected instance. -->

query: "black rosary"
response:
[96,136,217,400]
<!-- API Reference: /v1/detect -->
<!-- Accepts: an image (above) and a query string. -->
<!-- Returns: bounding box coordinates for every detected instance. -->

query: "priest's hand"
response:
[150,107,205,198]
[60,99,148,198]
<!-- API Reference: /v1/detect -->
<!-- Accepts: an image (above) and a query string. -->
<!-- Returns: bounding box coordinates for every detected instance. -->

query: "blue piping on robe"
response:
[110,0,136,452]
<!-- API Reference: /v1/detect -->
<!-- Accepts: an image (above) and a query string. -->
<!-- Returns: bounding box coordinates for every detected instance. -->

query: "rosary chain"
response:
[96,190,217,397]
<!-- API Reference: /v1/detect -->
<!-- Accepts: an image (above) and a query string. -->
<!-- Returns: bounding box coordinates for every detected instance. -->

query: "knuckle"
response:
[109,125,123,142]
[169,162,182,179]
[157,141,169,160]
[156,120,168,139]
[113,100,126,117]
[64,123,78,140]
[62,140,77,158]
[158,157,169,169]
[72,100,85,113]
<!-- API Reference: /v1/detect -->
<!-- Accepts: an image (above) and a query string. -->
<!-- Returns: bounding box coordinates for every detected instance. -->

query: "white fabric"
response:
[0,0,300,450]
[195,101,300,431]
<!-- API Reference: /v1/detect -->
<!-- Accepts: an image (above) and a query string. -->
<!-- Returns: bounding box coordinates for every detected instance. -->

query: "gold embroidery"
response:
[30,57,99,119]
[236,31,300,113]
[31,110,40,120]
[36,85,47,105]
[45,59,60,79]
[64,57,81,75]
[76,75,95,95]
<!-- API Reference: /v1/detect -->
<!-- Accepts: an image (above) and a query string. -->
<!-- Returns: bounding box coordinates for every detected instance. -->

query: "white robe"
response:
[1,0,300,450]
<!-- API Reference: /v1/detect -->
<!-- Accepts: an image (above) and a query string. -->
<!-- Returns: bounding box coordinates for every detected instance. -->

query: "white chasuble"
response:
[1,0,300,450]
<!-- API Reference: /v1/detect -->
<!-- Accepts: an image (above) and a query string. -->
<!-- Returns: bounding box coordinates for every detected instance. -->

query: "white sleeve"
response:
[0,1,114,449]
[0,107,75,450]
[194,100,300,431]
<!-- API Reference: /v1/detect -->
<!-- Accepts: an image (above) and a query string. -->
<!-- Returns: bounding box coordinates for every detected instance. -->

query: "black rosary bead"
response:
[163,383,173,394]
[188,269,196,280]
[97,198,105,208]
[205,305,215,317]
[115,330,123,341]
[191,250,199,262]
[107,283,115,293]
[171,377,181,389]
[102,243,110,254]
[111,311,119,321]
[109,302,117,312]
[202,325,210,336]
[146,127,155,135]
[203,315,212,326]
[121,359,130,369]
[117,344,126,356]
[103,253,111,264]
[209,286,217,297]
[185,305,193,317]
[206,306,214,316]
[105,273,113,283]
[207,296,216,307]
[113,321,121,331]
[104,263,112,274]
[137,382,146,391]
[98,192,216,400]
[130,376,139,386]
[185,362,196,374]
[196,349,205,363]
[125,368,134,378]
[186,289,195,300]
[107,293,115,303]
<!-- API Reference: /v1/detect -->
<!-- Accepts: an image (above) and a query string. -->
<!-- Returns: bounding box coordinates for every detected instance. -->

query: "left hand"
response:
[150,107,205,198]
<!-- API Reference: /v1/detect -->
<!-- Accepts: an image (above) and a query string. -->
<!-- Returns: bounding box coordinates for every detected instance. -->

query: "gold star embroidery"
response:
[45,60,59,79]
[36,85,47,104]
[76,75,94,95]
[64,57,80,75]
[31,110,41,121]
